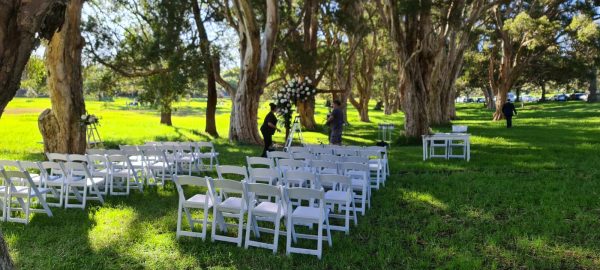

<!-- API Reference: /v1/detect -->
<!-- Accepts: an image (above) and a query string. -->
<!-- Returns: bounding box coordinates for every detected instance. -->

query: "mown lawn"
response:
[1,97,600,269]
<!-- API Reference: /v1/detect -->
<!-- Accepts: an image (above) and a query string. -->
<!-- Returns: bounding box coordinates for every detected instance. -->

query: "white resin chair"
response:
[107,155,141,195]
[334,148,358,157]
[318,154,344,163]
[340,162,370,215]
[86,155,110,195]
[207,178,247,247]
[366,146,390,177]
[309,147,332,156]
[292,152,316,161]
[283,170,318,189]
[46,153,69,163]
[2,170,53,224]
[173,175,213,240]
[143,149,173,185]
[17,161,44,187]
[63,162,105,209]
[244,182,286,253]
[267,151,292,160]
[195,142,219,171]
[277,159,307,177]
[39,161,66,207]
[287,146,310,154]
[217,165,248,182]
[319,174,357,234]
[249,168,280,186]
[361,150,386,187]
[285,187,332,259]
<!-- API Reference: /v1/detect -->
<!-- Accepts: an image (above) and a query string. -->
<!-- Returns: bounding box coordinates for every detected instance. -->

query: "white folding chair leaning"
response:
[319,174,357,235]
[207,178,247,247]
[285,187,332,259]
[63,162,105,209]
[2,170,53,224]
[244,182,286,253]
[173,175,213,240]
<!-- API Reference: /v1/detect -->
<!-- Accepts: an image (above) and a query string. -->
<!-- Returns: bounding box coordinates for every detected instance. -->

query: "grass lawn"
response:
[1,97,600,269]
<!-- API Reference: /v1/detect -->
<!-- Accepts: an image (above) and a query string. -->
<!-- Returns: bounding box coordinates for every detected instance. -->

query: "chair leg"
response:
[317,220,323,259]
[286,215,292,256]
[176,203,183,239]
[237,213,244,247]
[273,217,281,254]
[244,211,252,249]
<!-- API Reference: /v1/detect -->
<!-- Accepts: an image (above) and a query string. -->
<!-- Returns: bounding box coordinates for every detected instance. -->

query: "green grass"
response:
[1,97,600,269]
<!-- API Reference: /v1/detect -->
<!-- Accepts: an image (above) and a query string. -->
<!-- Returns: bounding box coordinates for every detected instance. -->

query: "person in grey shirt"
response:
[326,100,344,145]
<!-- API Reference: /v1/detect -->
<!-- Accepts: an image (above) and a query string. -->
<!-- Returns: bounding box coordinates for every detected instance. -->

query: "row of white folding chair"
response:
[144,141,220,171]
[174,175,356,258]
[300,145,389,178]
[49,152,143,196]
[0,169,53,224]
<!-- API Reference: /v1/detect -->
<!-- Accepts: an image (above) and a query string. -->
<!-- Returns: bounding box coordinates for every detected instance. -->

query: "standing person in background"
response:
[326,100,344,145]
[260,103,280,157]
[502,100,518,128]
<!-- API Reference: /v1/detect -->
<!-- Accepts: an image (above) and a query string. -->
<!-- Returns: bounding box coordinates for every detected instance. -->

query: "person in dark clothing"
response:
[502,100,518,128]
[326,100,344,145]
[260,103,280,157]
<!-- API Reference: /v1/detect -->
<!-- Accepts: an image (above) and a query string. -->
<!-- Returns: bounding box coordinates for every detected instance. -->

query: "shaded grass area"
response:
[1,98,600,268]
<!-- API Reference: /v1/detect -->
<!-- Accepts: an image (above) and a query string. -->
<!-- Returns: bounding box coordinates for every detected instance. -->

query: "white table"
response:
[422,133,471,161]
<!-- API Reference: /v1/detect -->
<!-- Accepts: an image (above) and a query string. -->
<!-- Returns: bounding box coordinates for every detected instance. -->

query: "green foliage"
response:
[20,56,47,95]
[503,13,560,50]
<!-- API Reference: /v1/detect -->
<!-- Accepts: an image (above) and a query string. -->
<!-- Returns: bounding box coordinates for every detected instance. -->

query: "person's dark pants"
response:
[506,115,513,128]
[330,127,342,145]
[261,132,272,157]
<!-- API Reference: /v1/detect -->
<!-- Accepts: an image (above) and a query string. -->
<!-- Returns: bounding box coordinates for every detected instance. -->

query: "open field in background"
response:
[1,97,600,269]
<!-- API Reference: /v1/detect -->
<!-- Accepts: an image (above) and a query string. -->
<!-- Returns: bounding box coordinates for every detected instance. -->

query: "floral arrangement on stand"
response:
[80,114,100,126]
[273,77,317,131]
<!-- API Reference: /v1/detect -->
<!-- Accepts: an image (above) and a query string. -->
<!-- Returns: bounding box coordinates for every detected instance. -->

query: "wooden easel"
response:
[86,123,104,149]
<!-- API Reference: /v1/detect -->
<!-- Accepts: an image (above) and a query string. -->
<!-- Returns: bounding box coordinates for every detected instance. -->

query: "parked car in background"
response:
[476,97,486,103]
[521,95,539,102]
[569,93,587,101]
[553,94,569,102]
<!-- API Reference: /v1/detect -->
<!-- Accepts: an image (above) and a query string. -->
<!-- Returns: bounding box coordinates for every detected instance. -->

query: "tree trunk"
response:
[482,84,495,109]
[191,0,218,137]
[587,66,597,103]
[515,87,521,102]
[160,109,172,126]
[230,86,262,144]
[297,97,316,129]
[0,1,66,117]
[493,84,509,120]
[38,0,86,155]
[540,83,547,102]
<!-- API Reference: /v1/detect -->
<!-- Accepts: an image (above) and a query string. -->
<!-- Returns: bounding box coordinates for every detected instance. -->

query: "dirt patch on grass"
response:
[3,108,44,115]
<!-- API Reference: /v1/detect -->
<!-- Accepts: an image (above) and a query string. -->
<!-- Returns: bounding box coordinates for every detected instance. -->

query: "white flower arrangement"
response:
[272,76,318,129]
[80,114,100,126]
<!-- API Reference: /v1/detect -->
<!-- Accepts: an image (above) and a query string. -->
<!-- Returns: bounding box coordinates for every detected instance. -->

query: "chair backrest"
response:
[303,143,323,149]
[2,170,38,191]
[196,142,216,153]
[318,174,352,190]
[249,168,280,184]
[40,161,66,178]
[340,162,370,175]
[318,154,344,163]
[284,170,318,188]
[217,165,248,181]
[64,161,92,178]
[287,146,309,154]
[246,156,274,169]
[119,145,138,151]
[277,159,306,173]
[18,161,42,175]
[68,154,88,164]
[137,145,156,151]
[86,149,106,155]
[334,148,358,157]
[309,147,332,156]
[87,154,108,170]
[0,160,22,170]
[292,152,316,161]
[143,149,168,163]
[47,153,69,162]
[244,182,282,201]
[344,156,369,164]
[360,150,382,160]
[105,149,124,155]
[285,187,324,202]
[211,179,246,200]
[309,160,338,174]
[267,151,292,160]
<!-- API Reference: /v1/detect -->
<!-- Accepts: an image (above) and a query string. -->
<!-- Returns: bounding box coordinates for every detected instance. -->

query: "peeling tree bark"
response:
[0,0,66,118]
[38,0,86,154]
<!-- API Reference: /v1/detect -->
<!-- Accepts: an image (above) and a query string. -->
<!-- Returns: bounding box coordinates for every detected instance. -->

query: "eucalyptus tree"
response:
[213,0,279,144]
[378,0,493,138]
[84,0,203,126]
[0,1,67,118]
[567,13,600,102]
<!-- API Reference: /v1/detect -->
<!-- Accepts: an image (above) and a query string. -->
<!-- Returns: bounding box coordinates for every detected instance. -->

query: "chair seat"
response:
[253,201,285,216]
[66,177,105,187]
[10,186,52,197]
[318,169,338,175]
[218,197,244,212]
[130,161,144,167]
[325,191,350,202]
[292,206,324,222]
[148,162,169,169]
[184,194,212,208]
[197,153,218,158]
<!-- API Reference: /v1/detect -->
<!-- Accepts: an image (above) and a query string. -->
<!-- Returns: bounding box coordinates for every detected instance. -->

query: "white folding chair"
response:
[277,159,307,177]
[17,161,44,187]
[195,142,219,171]
[86,155,110,195]
[143,149,173,186]
[86,149,107,155]
[173,175,213,240]
[334,148,358,157]
[309,147,333,156]
[318,154,344,163]
[285,187,332,259]
[283,170,317,189]
[249,168,280,186]
[46,153,69,163]
[119,145,138,151]
[107,155,141,195]
[0,160,21,171]
[319,174,357,235]
[175,144,197,176]
[2,170,53,224]
[366,146,390,177]
[309,160,339,175]
[0,169,7,221]
[361,150,386,187]
[246,156,275,169]
[207,178,247,247]
[63,162,105,209]
[122,150,146,190]
[39,161,66,207]
[292,152,316,161]
[340,162,370,215]
[244,182,286,253]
